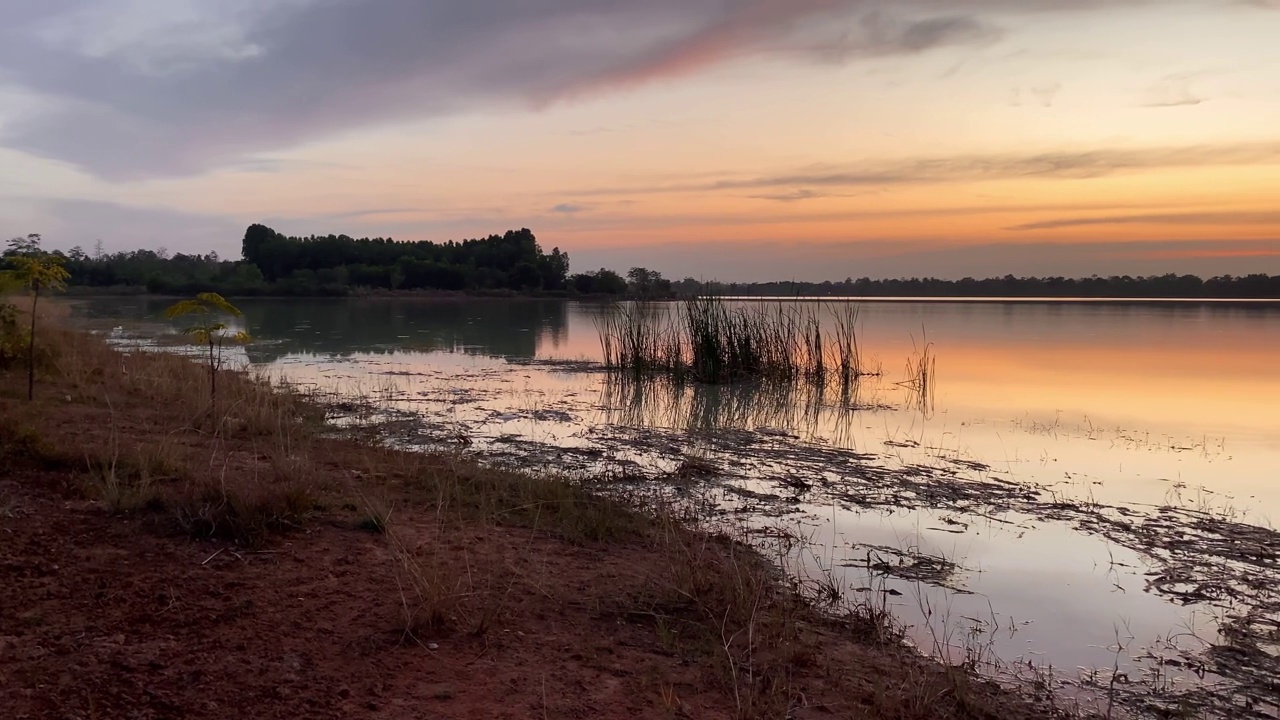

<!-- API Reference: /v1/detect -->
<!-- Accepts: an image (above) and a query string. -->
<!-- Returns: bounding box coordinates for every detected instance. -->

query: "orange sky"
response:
[1,0,1279,279]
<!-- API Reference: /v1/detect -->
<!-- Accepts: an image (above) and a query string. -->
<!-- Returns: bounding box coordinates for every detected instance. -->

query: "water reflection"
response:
[77,296,570,362]
[600,373,873,447]
[241,298,569,363]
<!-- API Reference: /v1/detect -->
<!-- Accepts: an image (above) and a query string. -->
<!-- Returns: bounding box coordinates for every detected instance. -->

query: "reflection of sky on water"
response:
[80,296,1280,709]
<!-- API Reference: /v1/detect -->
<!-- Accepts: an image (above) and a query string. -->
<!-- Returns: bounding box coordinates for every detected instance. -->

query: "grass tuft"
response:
[600,298,871,387]
[383,523,512,639]
[169,478,316,548]
[83,455,162,515]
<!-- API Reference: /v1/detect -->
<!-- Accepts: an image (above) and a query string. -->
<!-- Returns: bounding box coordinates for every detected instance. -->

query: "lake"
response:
[74,296,1280,718]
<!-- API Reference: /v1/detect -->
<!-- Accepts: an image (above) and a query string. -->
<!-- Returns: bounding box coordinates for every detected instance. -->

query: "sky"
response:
[1,0,1279,281]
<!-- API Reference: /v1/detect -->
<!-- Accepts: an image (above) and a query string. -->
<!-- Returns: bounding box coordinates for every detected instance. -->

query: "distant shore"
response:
[63,284,1280,304]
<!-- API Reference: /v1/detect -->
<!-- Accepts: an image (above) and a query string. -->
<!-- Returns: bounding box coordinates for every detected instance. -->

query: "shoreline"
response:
[0,318,1069,719]
[63,285,1280,305]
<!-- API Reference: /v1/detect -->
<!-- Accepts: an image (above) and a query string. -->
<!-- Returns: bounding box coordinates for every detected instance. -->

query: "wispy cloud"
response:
[1010,82,1062,107]
[1007,211,1280,232]
[551,202,589,214]
[1141,72,1207,108]
[564,126,617,137]
[747,189,829,202]
[573,141,1280,197]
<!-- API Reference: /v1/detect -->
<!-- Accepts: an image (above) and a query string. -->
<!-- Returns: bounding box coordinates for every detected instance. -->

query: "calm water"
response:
[77,296,1280,714]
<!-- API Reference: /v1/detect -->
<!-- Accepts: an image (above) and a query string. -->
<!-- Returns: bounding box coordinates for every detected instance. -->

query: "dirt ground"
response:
[1,469,745,719]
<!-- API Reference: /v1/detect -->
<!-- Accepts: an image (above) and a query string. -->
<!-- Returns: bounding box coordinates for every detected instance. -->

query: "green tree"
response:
[5,233,43,258]
[164,293,251,407]
[6,239,71,400]
[626,267,672,298]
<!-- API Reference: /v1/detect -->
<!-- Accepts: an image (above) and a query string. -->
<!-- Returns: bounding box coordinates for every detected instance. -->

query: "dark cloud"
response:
[0,0,1170,179]
[1008,211,1280,232]
[551,203,589,214]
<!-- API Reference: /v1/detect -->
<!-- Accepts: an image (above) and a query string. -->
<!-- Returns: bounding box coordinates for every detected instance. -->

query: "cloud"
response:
[571,141,1280,197]
[1011,82,1062,107]
[1144,97,1203,108]
[1007,211,1280,231]
[720,143,1280,187]
[551,203,589,214]
[1142,73,1207,108]
[748,189,829,202]
[565,126,617,137]
[0,0,1172,179]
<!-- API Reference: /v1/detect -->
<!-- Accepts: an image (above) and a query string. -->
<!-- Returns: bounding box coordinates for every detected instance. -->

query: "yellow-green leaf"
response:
[195,292,242,317]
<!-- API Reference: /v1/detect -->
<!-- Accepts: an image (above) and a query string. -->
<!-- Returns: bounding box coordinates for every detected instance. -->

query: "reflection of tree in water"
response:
[600,373,867,444]
[74,295,572,363]
[219,298,569,363]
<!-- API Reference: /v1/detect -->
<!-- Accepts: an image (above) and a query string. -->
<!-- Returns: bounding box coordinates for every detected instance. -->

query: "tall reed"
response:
[899,330,936,415]
[599,298,870,387]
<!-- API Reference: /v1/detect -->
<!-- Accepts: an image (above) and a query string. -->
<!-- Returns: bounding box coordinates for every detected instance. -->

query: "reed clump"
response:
[599,298,869,386]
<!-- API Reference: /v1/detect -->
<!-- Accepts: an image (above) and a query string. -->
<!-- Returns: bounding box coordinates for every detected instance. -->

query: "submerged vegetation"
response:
[600,297,871,386]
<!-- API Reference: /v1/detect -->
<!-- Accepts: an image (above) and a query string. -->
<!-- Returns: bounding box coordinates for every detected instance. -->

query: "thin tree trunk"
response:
[27,288,38,401]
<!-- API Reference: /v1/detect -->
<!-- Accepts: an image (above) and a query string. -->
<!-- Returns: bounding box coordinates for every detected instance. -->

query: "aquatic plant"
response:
[599,298,871,387]
[899,330,937,415]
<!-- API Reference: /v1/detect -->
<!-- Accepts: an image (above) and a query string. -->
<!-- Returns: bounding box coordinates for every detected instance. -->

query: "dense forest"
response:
[5,225,628,297]
[3,226,1279,299]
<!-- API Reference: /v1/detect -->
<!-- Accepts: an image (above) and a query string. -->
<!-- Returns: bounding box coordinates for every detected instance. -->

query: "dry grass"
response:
[358,446,651,545]
[1,305,326,548]
[651,529,814,718]
[382,521,514,640]
[169,476,317,548]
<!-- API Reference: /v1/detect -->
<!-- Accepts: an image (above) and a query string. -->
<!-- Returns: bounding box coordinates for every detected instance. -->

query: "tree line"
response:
[7,225,632,297]
[668,274,1280,300]
[4,226,1278,299]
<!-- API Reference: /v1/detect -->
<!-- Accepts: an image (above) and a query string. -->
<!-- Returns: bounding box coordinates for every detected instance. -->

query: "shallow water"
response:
[76,296,1280,716]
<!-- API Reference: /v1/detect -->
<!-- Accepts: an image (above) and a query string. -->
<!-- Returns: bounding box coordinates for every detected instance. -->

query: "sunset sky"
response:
[2,0,1279,280]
